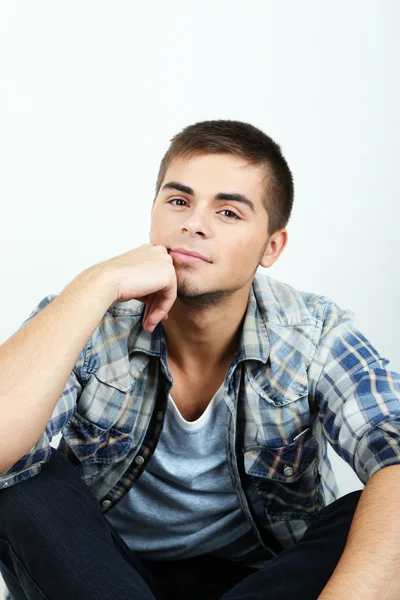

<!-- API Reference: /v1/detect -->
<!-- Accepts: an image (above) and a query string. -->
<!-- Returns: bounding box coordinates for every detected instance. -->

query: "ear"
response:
[259,229,288,268]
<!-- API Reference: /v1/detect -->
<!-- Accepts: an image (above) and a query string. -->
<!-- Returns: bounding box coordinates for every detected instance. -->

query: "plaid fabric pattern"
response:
[2,271,400,599]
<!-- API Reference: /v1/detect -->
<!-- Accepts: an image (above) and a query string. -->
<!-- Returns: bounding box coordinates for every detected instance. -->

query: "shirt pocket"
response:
[62,410,133,466]
[243,427,323,520]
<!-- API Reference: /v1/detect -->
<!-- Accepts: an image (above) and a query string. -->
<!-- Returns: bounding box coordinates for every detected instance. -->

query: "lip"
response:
[169,248,211,263]
[169,251,210,264]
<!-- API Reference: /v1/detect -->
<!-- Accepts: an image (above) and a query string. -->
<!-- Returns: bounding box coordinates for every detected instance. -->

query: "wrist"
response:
[76,264,119,306]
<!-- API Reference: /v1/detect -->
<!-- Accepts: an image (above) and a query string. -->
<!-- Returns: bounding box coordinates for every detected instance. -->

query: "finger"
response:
[143,295,154,328]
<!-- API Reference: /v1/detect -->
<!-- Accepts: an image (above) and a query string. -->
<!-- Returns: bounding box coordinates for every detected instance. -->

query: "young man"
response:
[0,120,400,600]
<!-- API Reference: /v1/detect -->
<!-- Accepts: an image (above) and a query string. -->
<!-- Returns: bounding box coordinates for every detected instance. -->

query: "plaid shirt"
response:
[2,271,400,599]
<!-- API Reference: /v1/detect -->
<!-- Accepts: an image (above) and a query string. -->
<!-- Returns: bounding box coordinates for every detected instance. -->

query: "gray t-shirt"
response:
[105,383,269,568]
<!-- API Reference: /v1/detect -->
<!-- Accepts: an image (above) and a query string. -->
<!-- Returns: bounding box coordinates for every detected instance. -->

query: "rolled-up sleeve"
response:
[0,294,90,489]
[308,300,400,484]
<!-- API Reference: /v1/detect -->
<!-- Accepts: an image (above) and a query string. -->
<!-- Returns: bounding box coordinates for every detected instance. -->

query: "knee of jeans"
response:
[329,490,363,514]
[307,489,363,536]
[0,453,77,527]
[0,471,49,532]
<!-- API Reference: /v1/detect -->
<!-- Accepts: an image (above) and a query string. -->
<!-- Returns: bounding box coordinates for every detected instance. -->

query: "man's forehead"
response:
[163,153,266,192]
[167,152,259,171]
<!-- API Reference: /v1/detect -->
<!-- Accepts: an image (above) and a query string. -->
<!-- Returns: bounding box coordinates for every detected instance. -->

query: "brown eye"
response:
[167,199,240,220]
[220,209,240,220]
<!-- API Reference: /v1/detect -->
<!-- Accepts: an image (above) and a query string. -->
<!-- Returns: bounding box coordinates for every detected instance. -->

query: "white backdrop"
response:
[1,0,399,592]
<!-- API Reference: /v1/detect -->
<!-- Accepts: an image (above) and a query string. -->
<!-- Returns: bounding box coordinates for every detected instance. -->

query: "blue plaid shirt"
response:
[2,271,400,599]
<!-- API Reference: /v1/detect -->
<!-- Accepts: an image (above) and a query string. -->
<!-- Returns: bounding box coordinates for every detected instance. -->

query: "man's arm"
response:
[308,298,400,485]
[307,298,400,597]
[0,266,116,473]
[318,463,400,600]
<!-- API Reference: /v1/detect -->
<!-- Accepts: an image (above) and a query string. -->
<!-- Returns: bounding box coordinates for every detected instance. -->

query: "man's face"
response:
[149,152,271,306]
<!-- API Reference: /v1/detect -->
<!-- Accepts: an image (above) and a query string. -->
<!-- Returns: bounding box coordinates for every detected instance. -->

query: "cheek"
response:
[221,245,252,272]
[234,240,254,259]
[149,213,167,237]
[234,245,261,273]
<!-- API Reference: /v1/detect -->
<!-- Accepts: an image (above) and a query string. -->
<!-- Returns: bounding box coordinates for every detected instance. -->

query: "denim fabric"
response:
[0,447,362,600]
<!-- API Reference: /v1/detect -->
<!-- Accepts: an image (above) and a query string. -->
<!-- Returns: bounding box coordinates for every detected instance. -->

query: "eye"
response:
[167,198,241,220]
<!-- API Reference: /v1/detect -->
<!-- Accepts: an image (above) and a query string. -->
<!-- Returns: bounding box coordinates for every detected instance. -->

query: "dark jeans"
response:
[0,447,362,600]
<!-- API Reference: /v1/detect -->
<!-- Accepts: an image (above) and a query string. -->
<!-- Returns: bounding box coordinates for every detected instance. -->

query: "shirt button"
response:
[284,465,294,477]
[156,410,163,420]
[102,500,112,509]
[134,455,145,466]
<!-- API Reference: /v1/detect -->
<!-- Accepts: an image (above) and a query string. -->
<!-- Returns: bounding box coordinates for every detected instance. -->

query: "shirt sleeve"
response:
[308,300,400,485]
[0,294,91,489]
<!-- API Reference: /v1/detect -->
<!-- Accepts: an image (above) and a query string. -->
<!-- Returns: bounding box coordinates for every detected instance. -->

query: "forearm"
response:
[318,464,400,600]
[0,266,116,472]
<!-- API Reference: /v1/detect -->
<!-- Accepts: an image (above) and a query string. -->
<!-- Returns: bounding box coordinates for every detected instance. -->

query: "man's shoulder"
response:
[252,271,337,327]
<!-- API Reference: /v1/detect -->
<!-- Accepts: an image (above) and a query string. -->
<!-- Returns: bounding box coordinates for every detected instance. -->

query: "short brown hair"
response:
[153,119,294,237]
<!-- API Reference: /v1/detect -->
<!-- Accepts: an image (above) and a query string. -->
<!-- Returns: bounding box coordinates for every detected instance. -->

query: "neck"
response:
[161,296,248,375]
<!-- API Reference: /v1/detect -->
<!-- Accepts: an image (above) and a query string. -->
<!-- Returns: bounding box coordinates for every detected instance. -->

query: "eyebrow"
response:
[161,181,256,214]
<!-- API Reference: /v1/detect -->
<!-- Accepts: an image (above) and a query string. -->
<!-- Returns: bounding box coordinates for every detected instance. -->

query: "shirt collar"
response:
[105,272,316,392]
